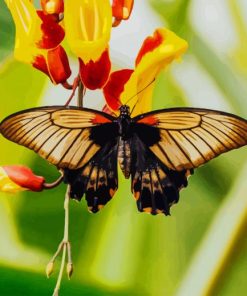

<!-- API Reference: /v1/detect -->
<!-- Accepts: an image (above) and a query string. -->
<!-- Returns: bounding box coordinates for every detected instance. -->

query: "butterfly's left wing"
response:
[0,106,119,212]
[134,107,247,171]
[0,106,118,170]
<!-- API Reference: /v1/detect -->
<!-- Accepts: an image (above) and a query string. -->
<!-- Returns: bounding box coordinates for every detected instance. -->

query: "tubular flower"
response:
[64,0,112,90]
[103,28,188,116]
[112,0,134,27]
[4,0,71,85]
[0,165,45,193]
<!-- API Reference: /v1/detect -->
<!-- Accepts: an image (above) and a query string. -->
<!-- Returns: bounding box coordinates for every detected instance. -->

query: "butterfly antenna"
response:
[128,78,156,116]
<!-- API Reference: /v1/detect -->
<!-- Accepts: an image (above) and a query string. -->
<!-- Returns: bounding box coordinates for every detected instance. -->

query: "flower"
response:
[4,0,71,85]
[64,0,112,90]
[112,0,134,27]
[0,165,45,193]
[41,0,64,16]
[103,28,188,116]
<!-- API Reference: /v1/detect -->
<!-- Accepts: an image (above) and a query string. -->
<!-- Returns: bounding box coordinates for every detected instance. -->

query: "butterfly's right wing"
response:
[0,106,117,170]
[133,108,247,171]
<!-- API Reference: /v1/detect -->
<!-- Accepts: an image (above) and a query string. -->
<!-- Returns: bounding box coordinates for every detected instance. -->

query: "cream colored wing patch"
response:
[0,107,114,169]
[135,109,247,171]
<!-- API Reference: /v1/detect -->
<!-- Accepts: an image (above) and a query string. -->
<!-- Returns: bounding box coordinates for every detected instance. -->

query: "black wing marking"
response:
[130,135,192,215]
[0,106,117,170]
[133,107,247,171]
[64,140,118,213]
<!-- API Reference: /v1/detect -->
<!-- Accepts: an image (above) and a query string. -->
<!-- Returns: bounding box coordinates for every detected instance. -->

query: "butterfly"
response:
[1,105,247,215]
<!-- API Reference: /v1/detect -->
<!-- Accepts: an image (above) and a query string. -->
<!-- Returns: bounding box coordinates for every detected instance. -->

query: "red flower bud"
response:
[112,0,134,26]
[41,0,64,15]
[33,45,71,84]
[1,165,45,192]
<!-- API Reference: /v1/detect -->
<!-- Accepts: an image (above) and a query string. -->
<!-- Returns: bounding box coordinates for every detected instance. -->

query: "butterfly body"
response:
[1,105,247,215]
[116,105,135,178]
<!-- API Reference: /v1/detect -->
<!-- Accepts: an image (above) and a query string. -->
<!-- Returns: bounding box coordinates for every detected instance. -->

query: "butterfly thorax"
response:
[117,105,132,178]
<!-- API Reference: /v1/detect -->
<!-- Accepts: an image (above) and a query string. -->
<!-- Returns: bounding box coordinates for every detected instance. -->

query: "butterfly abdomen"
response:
[118,138,131,179]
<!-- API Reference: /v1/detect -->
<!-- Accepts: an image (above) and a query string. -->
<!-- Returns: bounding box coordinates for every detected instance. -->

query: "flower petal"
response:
[103,69,133,111]
[79,49,111,90]
[4,0,43,63]
[36,10,65,49]
[0,165,45,193]
[32,45,71,84]
[64,0,112,63]
[120,28,188,116]
[5,0,67,84]
[112,0,134,21]
[41,0,64,15]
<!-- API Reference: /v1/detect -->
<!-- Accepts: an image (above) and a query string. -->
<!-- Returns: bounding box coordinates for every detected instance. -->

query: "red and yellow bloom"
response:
[112,0,134,26]
[41,0,64,16]
[0,165,45,193]
[4,0,71,85]
[103,28,188,116]
[5,0,136,91]
[64,0,112,90]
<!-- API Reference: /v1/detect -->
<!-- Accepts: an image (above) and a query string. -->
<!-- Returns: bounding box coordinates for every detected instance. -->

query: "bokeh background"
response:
[1,0,247,295]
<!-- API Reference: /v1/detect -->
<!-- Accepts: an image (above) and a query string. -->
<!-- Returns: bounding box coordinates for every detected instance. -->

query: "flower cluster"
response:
[1,0,188,195]
[4,0,134,89]
[4,0,187,108]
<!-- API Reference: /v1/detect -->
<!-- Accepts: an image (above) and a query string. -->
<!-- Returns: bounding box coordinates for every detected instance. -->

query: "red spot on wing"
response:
[92,114,112,124]
[137,115,157,126]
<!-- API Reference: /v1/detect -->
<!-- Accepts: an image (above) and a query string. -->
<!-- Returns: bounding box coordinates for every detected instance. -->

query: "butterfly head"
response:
[119,105,130,116]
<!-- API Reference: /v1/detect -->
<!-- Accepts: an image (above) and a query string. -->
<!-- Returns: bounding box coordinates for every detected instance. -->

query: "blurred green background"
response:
[1,0,247,295]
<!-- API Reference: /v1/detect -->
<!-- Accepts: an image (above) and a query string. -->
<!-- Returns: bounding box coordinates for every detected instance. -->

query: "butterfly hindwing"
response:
[134,108,247,171]
[64,140,118,213]
[0,106,116,170]
[130,134,192,215]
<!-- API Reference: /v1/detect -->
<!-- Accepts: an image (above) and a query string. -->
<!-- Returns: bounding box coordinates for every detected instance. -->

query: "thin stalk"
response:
[52,246,67,296]
[43,173,64,189]
[64,76,80,106]
[77,81,85,108]
[49,185,72,296]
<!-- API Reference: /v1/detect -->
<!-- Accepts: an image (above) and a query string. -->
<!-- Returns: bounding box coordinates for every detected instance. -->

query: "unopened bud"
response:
[46,261,54,278]
[66,263,73,279]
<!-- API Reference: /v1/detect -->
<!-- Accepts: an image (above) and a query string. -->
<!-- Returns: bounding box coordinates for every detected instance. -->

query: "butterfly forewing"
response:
[134,108,247,171]
[0,106,115,170]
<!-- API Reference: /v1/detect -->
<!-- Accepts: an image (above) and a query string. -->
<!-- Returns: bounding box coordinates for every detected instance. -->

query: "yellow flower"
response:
[64,0,112,89]
[4,0,71,85]
[103,28,188,116]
